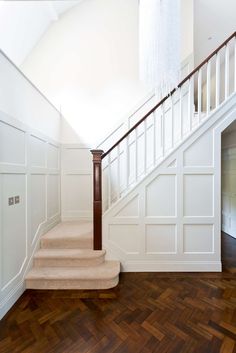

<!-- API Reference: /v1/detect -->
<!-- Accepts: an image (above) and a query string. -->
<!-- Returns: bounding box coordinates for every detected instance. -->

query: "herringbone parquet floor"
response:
[1,232,236,353]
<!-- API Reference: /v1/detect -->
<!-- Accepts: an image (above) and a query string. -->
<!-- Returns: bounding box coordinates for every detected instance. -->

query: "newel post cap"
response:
[90,149,104,161]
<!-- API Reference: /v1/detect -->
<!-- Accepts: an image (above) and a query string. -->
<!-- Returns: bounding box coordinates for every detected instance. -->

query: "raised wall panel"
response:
[62,148,92,172]
[183,225,213,253]
[29,135,46,168]
[109,224,139,254]
[146,175,176,217]
[168,160,177,168]
[146,225,176,254]
[47,143,59,169]
[47,175,59,218]
[184,132,213,167]
[115,196,139,218]
[62,175,92,213]
[0,121,25,165]
[1,174,26,288]
[30,175,46,244]
[184,175,213,217]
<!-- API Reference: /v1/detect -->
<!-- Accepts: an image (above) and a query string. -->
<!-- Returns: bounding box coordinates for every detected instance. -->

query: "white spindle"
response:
[153,112,156,165]
[135,128,138,182]
[234,37,236,92]
[144,120,147,173]
[206,61,211,116]
[198,68,202,123]
[179,87,183,140]
[188,76,193,131]
[161,104,165,156]
[108,154,111,207]
[225,44,230,99]
[171,95,174,149]
[215,52,220,108]
[125,136,129,190]
[117,145,120,200]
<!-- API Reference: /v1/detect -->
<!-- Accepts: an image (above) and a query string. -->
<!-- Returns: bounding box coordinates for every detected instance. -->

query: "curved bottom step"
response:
[26,261,120,290]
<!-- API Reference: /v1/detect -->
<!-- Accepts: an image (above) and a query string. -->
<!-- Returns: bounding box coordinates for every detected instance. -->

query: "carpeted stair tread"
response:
[27,261,120,280]
[34,249,106,267]
[34,249,105,259]
[41,221,93,249]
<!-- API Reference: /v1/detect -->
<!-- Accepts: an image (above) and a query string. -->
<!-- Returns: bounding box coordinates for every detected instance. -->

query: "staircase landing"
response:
[26,221,120,290]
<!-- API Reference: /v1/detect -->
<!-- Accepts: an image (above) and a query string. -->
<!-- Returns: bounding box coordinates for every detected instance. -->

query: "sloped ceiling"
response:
[0,0,81,65]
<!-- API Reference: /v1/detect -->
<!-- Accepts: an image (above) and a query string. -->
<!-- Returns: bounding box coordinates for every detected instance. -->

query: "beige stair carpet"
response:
[26,221,120,290]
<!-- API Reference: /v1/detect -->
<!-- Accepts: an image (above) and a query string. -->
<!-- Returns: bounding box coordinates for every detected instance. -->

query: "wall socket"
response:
[8,197,14,206]
[8,196,20,206]
[15,196,20,204]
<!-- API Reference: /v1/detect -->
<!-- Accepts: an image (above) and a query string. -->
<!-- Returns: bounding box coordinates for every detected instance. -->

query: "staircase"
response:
[26,222,120,289]
[26,32,236,284]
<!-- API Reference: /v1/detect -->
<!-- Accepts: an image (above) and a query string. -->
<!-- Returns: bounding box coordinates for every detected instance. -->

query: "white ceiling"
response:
[0,1,81,65]
[194,0,236,65]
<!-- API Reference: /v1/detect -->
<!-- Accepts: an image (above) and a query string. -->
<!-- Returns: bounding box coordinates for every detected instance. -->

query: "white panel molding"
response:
[103,92,236,272]
[0,111,61,320]
[61,144,92,221]
[122,261,222,272]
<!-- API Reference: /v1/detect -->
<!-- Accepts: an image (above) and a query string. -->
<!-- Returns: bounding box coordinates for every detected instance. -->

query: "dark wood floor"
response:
[1,233,236,353]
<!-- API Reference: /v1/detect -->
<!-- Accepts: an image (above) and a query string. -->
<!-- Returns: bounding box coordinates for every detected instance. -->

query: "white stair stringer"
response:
[103,92,236,272]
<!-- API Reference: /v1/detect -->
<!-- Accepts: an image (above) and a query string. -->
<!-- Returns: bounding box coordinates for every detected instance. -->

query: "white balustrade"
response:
[102,35,236,211]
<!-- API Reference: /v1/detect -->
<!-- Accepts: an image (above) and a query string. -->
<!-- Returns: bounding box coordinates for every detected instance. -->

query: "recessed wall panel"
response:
[184,175,213,217]
[0,121,25,165]
[47,144,59,169]
[146,225,176,254]
[62,175,92,212]
[47,175,59,218]
[184,132,213,167]
[29,135,46,168]
[183,225,213,253]
[30,175,46,244]
[146,175,176,217]
[109,224,139,253]
[2,174,26,288]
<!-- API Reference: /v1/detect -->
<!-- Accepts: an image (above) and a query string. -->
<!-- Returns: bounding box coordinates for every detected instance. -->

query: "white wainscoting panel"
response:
[61,145,92,221]
[0,112,60,319]
[103,95,236,271]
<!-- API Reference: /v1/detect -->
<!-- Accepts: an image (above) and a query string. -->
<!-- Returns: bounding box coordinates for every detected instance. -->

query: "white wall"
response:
[181,0,194,63]
[21,0,194,146]
[61,144,92,221]
[222,128,236,237]
[103,93,236,272]
[21,0,146,146]
[0,51,61,141]
[0,51,61,319]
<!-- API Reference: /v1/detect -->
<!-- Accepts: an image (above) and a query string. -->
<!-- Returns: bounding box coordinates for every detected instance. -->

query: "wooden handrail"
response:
[102,31,236,159]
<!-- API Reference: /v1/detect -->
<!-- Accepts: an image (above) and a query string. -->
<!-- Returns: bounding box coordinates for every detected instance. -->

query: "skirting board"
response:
[0,280,25,320]
[121,261,222,272]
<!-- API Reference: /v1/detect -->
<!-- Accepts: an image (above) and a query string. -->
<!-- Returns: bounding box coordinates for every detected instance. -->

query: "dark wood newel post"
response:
[91,149,104,250]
